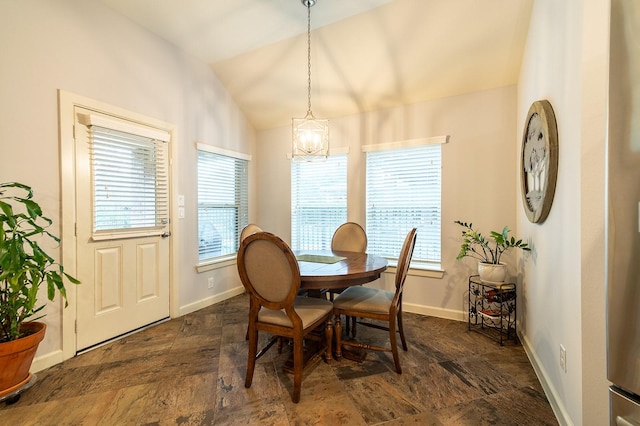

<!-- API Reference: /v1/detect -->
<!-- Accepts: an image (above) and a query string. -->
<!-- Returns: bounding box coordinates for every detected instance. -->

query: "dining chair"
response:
[240,223,262,243]
[328,222,367,302]
[240,224,263,338]
[329,222,368,334]
[240,223,308,342]
[331,221,368,253]
[332,228,417,374]
[237,231,333,403]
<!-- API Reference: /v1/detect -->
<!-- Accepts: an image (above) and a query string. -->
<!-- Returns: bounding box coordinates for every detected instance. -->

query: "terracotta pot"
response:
[0,321,46,397]
[477,262,507,283]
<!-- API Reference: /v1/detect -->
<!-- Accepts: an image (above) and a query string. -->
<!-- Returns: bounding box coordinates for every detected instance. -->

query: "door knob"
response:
[161,231,172,238]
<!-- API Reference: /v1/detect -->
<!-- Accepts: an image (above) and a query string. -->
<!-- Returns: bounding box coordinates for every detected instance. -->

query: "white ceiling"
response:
[101,0,534,130]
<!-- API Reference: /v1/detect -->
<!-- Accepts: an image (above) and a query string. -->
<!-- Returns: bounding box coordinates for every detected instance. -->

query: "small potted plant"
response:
[0,182,79,399]
[454,220,530,282]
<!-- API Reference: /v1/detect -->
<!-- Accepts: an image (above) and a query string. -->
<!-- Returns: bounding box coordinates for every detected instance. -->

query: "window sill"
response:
[196,255,237,273]
[384,261,444,279]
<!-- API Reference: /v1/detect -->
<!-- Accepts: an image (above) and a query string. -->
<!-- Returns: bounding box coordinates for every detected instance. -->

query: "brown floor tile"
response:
[0,295,558,425]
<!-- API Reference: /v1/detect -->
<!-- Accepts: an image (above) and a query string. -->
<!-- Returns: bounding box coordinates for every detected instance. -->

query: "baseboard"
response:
[403,302,466,322]
[31,349,64,374]
[178,291,462,322]
[519,331,572,425]
[178,286,246,316]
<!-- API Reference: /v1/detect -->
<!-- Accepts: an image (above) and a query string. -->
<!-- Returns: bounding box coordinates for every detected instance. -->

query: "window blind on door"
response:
[80,114,170,238]
[365,140,444,264]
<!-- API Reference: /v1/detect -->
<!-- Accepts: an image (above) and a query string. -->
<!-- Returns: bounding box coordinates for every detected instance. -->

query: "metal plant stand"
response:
[468,275,517,345]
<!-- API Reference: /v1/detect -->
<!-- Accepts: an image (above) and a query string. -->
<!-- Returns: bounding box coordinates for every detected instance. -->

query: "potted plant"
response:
[454,220,530,282]
[0,182,79,398]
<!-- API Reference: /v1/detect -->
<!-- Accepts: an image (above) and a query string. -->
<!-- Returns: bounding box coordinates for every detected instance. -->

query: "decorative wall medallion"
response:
[520,100,558,224]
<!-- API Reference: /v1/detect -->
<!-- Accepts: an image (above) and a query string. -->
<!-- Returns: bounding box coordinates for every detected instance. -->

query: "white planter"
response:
[477,262,507,283]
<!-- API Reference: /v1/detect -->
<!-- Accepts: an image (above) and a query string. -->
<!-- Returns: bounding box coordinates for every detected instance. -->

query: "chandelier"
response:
[292,0,329,162]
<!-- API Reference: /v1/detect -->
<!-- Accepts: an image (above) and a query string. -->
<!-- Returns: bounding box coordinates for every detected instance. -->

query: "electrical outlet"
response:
[207,277,214,289]
[560,345,567,373]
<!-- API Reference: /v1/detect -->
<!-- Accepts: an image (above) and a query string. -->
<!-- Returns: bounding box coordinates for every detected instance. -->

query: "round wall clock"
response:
[520,99,558,224]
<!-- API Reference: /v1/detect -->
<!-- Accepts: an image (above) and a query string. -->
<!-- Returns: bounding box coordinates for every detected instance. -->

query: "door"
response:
[74,107,171,351]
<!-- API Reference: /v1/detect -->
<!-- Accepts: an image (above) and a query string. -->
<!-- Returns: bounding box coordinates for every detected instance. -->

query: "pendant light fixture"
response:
[292,0,329,162]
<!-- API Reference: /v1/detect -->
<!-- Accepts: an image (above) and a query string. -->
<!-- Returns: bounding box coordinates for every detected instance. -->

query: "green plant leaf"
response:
[0,182,80,342]
[454,220,531,264]
[0,201,16,227]
[20,199,42,219]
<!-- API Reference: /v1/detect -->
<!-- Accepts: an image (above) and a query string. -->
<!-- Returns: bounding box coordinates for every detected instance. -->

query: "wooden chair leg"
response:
[397,310,408,351]
[292,335,304,403]
[345,314,350,336]
[245,326,258,388]
[350,316,357,337]
[388,318,402,374]
[325,319,333,363]
[334,313,343,360]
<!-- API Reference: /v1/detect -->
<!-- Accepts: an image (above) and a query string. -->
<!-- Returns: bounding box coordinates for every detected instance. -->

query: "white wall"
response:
[517,0,609,424]
[0,0,255,363]
[256,86,522,319]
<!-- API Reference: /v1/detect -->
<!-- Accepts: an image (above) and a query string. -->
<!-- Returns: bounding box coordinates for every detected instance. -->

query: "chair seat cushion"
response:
[258,297,333,328]
[333,286,393,314]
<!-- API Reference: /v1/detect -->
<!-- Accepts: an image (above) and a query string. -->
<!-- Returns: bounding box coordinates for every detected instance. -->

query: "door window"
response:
[79,113,169,240]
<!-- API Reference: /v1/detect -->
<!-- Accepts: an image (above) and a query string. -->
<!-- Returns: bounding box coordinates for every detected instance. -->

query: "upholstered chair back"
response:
[331,222,367,253]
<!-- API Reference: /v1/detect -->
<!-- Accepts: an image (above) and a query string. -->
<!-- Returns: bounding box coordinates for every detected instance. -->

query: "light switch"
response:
[178,195,185,207]
[178,207,185,219]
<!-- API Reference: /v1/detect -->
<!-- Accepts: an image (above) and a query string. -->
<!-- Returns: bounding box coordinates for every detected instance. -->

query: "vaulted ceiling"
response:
[101,0,534,130]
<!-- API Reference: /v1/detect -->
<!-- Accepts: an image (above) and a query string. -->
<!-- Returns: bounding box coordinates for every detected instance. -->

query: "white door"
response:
[74,107,171,351]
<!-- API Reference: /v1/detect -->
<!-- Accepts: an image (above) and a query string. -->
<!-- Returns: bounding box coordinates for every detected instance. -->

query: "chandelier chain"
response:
[306,3,312,116]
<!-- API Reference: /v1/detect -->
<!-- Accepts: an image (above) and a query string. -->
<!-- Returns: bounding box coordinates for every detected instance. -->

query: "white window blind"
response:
[197,147,249,261]
[82,116,169,238]
[365,143,442,264]
[291,154,347,250]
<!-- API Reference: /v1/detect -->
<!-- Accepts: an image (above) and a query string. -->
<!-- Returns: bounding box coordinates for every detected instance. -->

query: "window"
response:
[291,154,347,250]
[197,144,249,261]
[364,137,445,265]
[79,113,170,239]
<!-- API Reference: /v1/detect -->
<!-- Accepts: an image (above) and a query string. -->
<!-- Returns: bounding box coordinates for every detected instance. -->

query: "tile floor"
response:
[0,294,558,425]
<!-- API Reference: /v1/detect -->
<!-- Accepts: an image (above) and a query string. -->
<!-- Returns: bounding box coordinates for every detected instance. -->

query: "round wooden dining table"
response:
[295,250,388,291]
